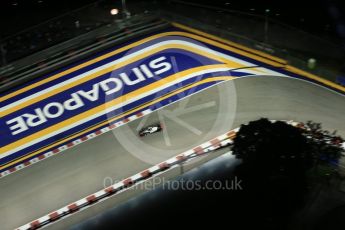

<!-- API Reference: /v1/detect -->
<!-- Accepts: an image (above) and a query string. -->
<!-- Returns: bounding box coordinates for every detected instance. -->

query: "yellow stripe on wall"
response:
[0,32,177,102]
[172,23,345,93]
[285,66,345,93]
[1,28,288,102]
[172,22,287,65]
[1,43,244,116]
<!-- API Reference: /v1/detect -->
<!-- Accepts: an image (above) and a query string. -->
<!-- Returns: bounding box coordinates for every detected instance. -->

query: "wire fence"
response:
[159,0,345,84]
[1,0,345,86]
[0,0,123,66]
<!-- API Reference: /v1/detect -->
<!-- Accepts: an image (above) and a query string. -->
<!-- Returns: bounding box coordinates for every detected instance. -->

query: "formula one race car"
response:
[138,123,163,137]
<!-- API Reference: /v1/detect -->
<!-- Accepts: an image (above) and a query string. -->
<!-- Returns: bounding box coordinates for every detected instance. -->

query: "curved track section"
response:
[0,76,344,230]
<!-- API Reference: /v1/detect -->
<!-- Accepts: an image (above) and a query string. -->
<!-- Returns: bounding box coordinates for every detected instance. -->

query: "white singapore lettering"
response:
[119,67,145,85]
[77,84,100,101]
[150,56,172,75]
[6,117,29,135]
[63,93,84,110]
[43,102,65,119]
[99,78,123,95]
[22,108,47,127]
[6,56,172,135]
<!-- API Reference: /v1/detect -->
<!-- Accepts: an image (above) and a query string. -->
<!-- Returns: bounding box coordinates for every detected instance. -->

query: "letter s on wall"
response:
[150,56,172,75]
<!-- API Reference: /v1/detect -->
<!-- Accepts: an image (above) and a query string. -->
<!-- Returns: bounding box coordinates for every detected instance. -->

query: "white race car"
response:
[138,123,163,137]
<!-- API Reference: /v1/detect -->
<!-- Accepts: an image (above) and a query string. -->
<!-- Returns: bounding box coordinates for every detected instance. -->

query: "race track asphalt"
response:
[1,76,344,230]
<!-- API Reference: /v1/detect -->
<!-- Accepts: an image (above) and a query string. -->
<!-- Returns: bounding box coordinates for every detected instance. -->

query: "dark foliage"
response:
[231,118,343,229]
[233,118,314,175]
[304,121,344,166]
